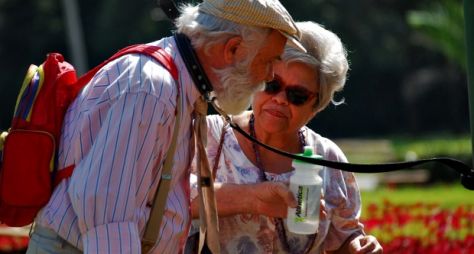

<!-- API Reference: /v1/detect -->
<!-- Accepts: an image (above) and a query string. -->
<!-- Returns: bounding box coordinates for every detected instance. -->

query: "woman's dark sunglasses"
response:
[264,80,316,106]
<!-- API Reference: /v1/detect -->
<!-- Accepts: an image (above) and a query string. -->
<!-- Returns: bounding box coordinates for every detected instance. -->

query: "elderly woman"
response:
[189,21,383,254]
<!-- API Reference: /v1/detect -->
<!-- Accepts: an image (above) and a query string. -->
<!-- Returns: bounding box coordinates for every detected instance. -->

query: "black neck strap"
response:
[174,33,214,100]
[226,119,474,190]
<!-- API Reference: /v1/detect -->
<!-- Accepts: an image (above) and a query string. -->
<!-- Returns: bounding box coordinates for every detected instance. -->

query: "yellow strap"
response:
[14,65,38,115]
[141,92,182,253]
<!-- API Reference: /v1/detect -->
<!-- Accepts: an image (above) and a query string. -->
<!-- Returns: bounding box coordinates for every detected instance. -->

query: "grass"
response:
[391,135,472,160]
[360,183,474,212]
[337,134,472,163]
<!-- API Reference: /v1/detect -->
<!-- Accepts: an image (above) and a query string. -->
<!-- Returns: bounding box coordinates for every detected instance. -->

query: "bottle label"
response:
[290,184,321,223]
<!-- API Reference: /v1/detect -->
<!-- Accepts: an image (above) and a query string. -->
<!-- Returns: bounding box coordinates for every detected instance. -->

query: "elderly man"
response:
[26,0,302,253]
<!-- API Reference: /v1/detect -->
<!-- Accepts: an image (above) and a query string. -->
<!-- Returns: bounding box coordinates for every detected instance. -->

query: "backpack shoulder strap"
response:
[74,44,178,92]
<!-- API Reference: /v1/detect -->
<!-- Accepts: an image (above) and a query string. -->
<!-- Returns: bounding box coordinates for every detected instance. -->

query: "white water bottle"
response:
[286,146,323,235]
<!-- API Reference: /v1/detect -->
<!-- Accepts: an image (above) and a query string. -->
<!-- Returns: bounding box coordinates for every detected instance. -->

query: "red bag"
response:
[0,45,178,227]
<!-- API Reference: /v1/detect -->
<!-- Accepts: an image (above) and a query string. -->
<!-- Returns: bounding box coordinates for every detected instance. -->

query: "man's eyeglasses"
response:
[263,80,316,106]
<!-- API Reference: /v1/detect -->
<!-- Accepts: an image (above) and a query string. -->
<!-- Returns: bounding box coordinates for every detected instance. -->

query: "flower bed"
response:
[0,224,29,253]
[362,200,474,253]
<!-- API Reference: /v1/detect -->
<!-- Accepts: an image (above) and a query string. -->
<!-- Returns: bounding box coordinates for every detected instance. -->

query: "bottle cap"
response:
[293,146,322,164]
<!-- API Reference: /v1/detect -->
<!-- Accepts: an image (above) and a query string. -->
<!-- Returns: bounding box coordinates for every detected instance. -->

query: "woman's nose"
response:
[272,89,289,105]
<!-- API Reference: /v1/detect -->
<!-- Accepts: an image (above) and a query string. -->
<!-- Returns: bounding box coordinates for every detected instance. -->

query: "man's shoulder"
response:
[144,36,180,64]
[86,37,180,103]
[109,36,178,73]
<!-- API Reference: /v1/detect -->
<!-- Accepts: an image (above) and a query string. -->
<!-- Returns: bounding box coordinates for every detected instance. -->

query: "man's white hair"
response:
[175,4,271,114]
[175,4,270,59]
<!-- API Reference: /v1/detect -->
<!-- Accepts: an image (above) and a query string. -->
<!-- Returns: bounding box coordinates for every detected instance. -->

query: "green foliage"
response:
[338,135,471,164]
[391,135,472,160]
[407,0,466,70]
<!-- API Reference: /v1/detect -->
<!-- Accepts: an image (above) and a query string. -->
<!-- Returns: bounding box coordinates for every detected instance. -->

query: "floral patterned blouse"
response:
[190,115,364,254]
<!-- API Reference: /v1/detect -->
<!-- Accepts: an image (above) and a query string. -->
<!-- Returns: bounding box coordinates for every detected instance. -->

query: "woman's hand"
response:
[326,234,383,254]
[346,234,383,254]
[251,182,297,218]
[250,182,327,219]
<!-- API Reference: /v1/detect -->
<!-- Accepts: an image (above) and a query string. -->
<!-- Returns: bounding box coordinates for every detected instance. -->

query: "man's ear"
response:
[223,36,243,64]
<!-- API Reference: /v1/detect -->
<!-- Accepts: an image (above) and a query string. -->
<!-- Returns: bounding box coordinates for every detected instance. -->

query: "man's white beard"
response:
[212,62,265,115]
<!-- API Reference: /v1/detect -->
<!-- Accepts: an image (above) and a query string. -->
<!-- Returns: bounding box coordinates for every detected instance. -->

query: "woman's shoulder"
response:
[302,127,347,163]
[205,114,227,141]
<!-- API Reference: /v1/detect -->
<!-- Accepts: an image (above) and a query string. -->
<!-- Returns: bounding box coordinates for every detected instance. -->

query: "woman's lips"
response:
[264,108,287,118]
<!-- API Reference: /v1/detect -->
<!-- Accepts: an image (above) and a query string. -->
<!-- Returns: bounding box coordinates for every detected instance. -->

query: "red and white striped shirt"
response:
[36,36,200,253]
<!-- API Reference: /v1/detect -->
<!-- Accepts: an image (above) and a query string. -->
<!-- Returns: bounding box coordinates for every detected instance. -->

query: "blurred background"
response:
[0,0,472,253]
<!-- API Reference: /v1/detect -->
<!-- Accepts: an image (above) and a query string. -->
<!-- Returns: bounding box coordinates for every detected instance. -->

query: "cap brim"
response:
[283,33,306,53]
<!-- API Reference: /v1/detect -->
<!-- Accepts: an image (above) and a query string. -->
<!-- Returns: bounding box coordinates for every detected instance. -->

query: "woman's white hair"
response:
[282,21,349,113]
[175,4,270,59]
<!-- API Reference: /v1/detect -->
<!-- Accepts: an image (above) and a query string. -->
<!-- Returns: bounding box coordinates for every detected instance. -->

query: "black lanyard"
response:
[228,119,474,190]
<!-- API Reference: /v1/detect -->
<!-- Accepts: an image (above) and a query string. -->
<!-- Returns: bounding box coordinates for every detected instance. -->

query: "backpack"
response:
[0,44,178,227]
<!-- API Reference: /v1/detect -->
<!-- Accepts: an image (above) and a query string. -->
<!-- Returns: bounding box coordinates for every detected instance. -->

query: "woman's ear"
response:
[223,36,243,64]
